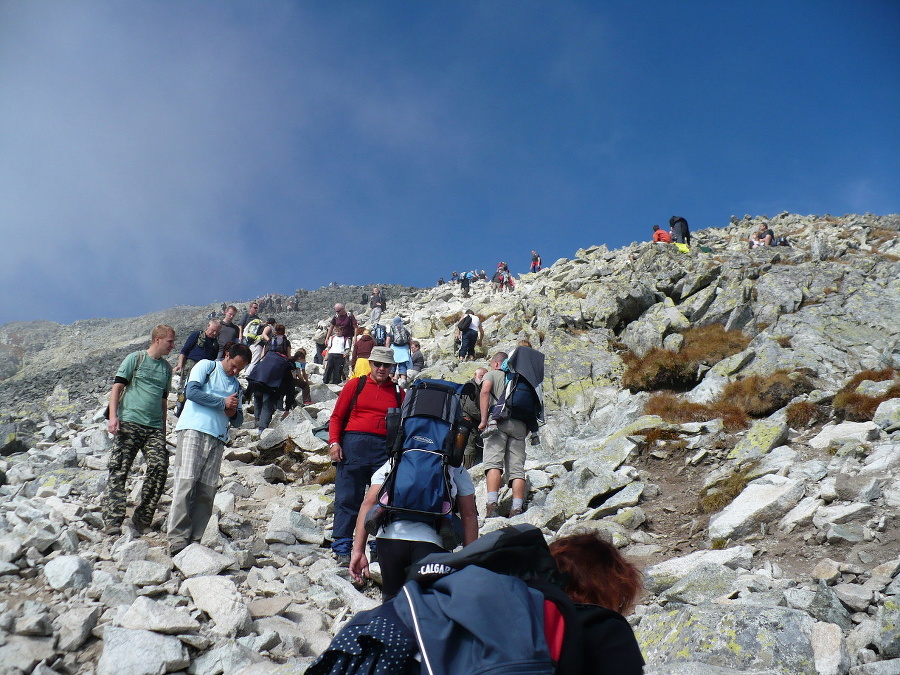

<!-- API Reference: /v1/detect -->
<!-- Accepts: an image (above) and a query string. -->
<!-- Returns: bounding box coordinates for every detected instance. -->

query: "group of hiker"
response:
[651,216,789,250]
[650,215,692,246]
[102,287,646,672]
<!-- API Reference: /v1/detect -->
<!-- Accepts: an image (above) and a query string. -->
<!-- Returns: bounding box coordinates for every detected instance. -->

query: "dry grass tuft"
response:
[718,370,813,417]
[644,393,748,432]
[786,401,822,428]
[643,369,811,432]
[698,469,752,514]
[833,368,900,422]
[776,335,792,348]
[622,325,751,393]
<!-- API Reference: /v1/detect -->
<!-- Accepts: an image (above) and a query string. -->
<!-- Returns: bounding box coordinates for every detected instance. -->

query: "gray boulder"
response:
[97,627,189,675]
[637,604,816,675]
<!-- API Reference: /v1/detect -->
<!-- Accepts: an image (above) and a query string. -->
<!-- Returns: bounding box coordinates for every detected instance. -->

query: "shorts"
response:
[482,418,527,482]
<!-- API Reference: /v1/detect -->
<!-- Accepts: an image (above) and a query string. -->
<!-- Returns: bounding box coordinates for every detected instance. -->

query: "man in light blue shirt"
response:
[166,343,251,554]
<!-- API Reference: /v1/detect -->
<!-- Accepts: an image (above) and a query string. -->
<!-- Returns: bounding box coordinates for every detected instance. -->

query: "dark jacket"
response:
[392,565,554,675]
[669,216,691,245]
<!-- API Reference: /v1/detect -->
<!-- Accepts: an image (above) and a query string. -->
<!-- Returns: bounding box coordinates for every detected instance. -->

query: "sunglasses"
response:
[370,362,393,368]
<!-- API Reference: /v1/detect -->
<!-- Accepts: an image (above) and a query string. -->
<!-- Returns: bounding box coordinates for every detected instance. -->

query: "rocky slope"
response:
[1,213,900,675]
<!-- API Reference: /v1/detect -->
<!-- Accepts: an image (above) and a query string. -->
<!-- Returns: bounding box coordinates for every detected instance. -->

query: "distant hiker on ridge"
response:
[652,224,671,243]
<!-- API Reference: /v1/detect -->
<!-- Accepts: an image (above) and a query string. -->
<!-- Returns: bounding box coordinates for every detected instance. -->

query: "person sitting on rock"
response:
[652,224,672,243]
[407,340,425,383]
[749,223,775,248]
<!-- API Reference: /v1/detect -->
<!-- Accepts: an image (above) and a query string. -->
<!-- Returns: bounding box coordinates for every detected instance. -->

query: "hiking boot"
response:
[129,515,152,534]
[335,554,351,567]
[485,502,500,518]
[509,507,524,518]
[530,433,540,446]
[168,539,189,556]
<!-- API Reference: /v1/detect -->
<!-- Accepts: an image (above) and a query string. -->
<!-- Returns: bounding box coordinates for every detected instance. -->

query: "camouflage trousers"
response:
[104,420,168,527]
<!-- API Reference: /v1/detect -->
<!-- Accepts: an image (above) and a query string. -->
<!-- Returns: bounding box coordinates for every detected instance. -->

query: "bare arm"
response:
[349,483,381,582]
[478,379,493,430]
[107,382,126,435]
[457,494,478,545]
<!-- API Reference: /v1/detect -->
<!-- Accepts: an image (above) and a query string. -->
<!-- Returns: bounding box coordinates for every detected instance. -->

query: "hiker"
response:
[241,310,270,376]
[460,367,488,468]
[312,319,329,365]
[456,309,482,361]
[325,303,358,345]
[245,318,275,377]
[237,301,260,342]
[750,222,775,248]
[291,348,313,406]
[327,346,404,563]
[267,323,291,356]
[479,346,546,519]
[669,215,691,246]
[103,325,176,535]
[323,324,351,385]
[173,320,221,416]
[351,327,375,378]
[217,306,240,359]
[167,342,250,555]
[386,316,413,388]
[652,224,671,243]
[530,250,542,273]
[549,530,646,673]
[459,270,471,298]
[513,339,545,445]
[349,454,478,601]
[436,277,445,286]
[175,319,221,382]
[407,340,424,383]
[246,347,295,432]
[369,287,386,326]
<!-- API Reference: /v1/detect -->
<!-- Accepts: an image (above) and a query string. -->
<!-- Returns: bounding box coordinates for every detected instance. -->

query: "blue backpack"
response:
[372,323,387,346]
[366,379,471,534]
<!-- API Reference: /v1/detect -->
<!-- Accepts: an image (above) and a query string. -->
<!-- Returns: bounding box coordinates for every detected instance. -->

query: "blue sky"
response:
[1,1,898,326]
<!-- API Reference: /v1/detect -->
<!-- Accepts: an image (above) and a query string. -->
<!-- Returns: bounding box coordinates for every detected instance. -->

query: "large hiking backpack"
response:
[372,323,387,346]
[244,318,263,344]
[390,323,410,346]
[490,346,545,427]
[366,379,471,534]
[491,371,542,426]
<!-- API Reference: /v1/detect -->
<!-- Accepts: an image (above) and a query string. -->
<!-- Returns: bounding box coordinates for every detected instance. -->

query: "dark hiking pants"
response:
[331,432,387,555]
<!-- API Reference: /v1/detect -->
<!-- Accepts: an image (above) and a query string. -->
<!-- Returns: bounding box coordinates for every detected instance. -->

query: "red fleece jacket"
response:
[328,376,404,444]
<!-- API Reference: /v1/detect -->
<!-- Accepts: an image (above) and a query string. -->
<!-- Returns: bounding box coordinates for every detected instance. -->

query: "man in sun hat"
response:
[327,345,404,563]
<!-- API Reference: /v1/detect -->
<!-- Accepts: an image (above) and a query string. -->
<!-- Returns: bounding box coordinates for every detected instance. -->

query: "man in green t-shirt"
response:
[103,324,176,535]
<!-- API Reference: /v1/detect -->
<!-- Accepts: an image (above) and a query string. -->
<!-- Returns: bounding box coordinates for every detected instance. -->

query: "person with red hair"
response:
[549,530,645,674]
